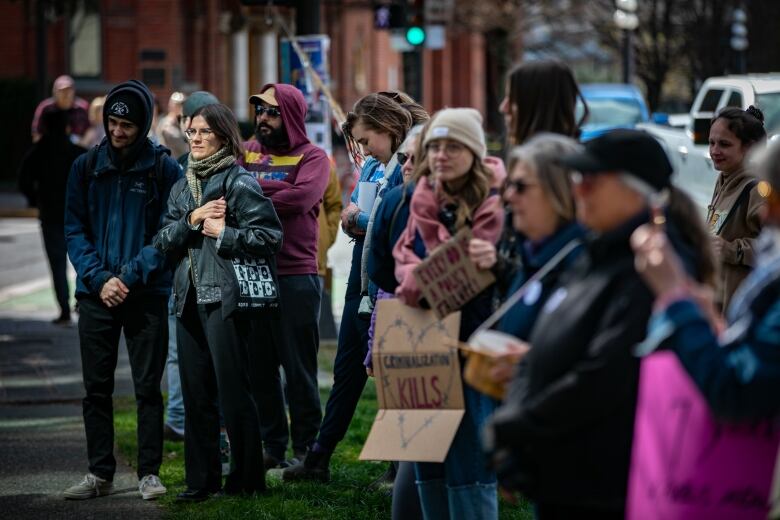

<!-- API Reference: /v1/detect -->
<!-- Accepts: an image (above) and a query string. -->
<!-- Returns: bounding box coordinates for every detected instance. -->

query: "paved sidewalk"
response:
[0,309,162,519]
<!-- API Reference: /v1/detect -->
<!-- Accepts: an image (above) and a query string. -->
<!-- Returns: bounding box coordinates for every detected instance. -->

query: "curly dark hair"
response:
[711,105,767,147]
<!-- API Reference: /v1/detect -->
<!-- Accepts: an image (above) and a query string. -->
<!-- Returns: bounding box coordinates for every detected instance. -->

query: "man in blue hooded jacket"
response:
[63,80,181,501]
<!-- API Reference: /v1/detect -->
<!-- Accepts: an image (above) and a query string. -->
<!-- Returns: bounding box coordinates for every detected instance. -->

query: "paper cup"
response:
[462,330,526,400]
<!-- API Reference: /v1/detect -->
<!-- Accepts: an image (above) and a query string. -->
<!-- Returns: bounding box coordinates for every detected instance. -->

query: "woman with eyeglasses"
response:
[154,103,283,500]
[284,91,428,482]
[393,108,504,519]
[485,134,585,352]
[469,135,586,507]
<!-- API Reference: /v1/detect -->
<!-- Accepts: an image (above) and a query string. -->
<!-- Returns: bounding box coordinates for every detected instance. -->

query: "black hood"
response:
[103,80,154,167]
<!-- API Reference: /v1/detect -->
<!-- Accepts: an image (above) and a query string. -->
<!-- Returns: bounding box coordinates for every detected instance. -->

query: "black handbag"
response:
[218,170,280,317]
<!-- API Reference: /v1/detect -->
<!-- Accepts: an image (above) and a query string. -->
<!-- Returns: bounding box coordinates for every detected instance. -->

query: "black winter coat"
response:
[487,212,657,512]
[19,137,85,223]
[154,163,283,318]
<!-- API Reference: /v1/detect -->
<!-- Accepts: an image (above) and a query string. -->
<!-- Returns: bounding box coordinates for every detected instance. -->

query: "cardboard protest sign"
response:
[627,351,780,520]
[360,299,463,462]
[412,228,495,320]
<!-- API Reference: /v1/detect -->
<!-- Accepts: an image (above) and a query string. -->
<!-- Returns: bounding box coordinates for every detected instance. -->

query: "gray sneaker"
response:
[139,474,167,500]
[63,473,113,500]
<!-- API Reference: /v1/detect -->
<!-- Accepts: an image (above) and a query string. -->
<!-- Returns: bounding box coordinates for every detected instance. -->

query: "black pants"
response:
[177,288,265,493]
[392,461,423,520]
[41,220,70,316]
[316,243,370,451]
[252,274,322,458]
[78,294,167,480]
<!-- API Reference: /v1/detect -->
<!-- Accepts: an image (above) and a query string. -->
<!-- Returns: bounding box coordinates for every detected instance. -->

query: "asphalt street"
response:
[0,215,161,519]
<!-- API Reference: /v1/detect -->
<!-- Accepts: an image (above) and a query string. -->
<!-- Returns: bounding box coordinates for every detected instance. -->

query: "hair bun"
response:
[746,105,765,124]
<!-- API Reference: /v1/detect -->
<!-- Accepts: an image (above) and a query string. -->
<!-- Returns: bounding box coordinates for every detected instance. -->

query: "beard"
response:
[255,122,289,150]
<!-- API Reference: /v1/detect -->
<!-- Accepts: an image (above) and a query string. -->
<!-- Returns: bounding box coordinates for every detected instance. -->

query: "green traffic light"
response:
[406,26,425,46]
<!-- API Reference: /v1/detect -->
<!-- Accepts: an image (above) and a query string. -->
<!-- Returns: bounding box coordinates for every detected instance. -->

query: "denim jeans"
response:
[165,293,185,434]
[415,384,499,520]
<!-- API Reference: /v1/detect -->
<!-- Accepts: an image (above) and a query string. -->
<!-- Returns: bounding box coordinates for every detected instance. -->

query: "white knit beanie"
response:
[423,108,486,159]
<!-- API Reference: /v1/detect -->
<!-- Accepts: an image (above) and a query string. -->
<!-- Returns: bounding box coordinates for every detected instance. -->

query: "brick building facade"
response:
[1,0,489,118]
[0,0,493,180]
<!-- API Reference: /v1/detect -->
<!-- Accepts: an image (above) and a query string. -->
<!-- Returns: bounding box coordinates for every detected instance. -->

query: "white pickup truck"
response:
[638,74,780,213]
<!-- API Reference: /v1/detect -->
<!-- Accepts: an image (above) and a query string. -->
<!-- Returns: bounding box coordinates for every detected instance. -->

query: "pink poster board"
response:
[627,351,780,520]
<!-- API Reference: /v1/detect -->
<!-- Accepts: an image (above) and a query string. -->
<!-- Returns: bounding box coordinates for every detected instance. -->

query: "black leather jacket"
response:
[154,163,283,317]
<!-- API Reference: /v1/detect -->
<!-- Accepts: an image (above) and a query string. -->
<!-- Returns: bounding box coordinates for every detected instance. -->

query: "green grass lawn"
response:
[113,345,533,519]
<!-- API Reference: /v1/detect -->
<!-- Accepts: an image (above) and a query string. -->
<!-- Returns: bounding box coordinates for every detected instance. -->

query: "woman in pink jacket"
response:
[393,108,504,519]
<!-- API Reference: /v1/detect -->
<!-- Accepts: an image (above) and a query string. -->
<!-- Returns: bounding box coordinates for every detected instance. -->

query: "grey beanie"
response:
[183,91,219,118]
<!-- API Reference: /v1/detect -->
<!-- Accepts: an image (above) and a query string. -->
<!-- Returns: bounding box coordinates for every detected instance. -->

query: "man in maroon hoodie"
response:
[240,84,330,468]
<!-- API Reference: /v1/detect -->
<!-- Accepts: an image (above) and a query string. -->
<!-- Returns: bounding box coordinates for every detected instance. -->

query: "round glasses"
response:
[426,141,467,157]
[184,128,215,141]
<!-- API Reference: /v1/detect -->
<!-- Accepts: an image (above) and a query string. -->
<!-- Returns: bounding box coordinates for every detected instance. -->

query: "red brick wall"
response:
[0,0,228,102]
[0,0,487,124]
[0,1,29,78]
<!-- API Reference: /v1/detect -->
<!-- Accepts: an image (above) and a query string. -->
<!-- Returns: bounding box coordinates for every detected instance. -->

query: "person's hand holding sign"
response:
[468,238,497,270]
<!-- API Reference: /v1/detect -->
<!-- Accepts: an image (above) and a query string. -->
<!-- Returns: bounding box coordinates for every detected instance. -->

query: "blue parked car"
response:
[577,84,651,141]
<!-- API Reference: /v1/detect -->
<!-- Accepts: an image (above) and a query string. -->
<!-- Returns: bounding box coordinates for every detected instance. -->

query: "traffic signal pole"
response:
[296,0,320,34]
[404,0,425,104]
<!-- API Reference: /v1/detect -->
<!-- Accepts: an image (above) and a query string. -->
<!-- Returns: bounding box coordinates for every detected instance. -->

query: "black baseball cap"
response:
[560,129,673,191]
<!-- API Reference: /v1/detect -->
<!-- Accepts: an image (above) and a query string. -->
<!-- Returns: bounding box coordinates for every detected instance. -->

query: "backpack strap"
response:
[716,179,758,235]
[220,167,239,226]
[143,149,171,243]
[77,145,101,238]
[80,145,100,189]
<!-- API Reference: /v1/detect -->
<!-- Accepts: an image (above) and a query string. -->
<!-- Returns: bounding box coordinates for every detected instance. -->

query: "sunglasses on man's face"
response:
[255,105,281,118]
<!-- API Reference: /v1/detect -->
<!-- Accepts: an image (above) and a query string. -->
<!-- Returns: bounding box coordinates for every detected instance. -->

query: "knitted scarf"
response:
[186,146,235,205]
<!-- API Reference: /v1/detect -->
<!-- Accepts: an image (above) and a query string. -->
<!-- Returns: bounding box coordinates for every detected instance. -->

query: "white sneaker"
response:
[139,474,167,500]
[63,473,113,500]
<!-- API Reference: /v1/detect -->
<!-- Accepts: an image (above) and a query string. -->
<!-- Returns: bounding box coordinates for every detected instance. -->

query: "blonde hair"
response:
[507,133,581,225]
[417,145,492,230]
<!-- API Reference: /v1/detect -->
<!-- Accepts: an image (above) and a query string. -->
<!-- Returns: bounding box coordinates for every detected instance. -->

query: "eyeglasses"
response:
[426,141,467,157]
[184,128,215,140]
[507,179,539,194]
[255,105,281,118]
[396,152,411,165]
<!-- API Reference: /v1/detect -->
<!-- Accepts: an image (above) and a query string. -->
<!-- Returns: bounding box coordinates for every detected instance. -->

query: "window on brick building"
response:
[69,0,101,78]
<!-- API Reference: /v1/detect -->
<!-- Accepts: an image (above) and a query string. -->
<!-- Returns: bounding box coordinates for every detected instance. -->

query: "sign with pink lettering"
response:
[360,299,464,462]
[627,351,780,520]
